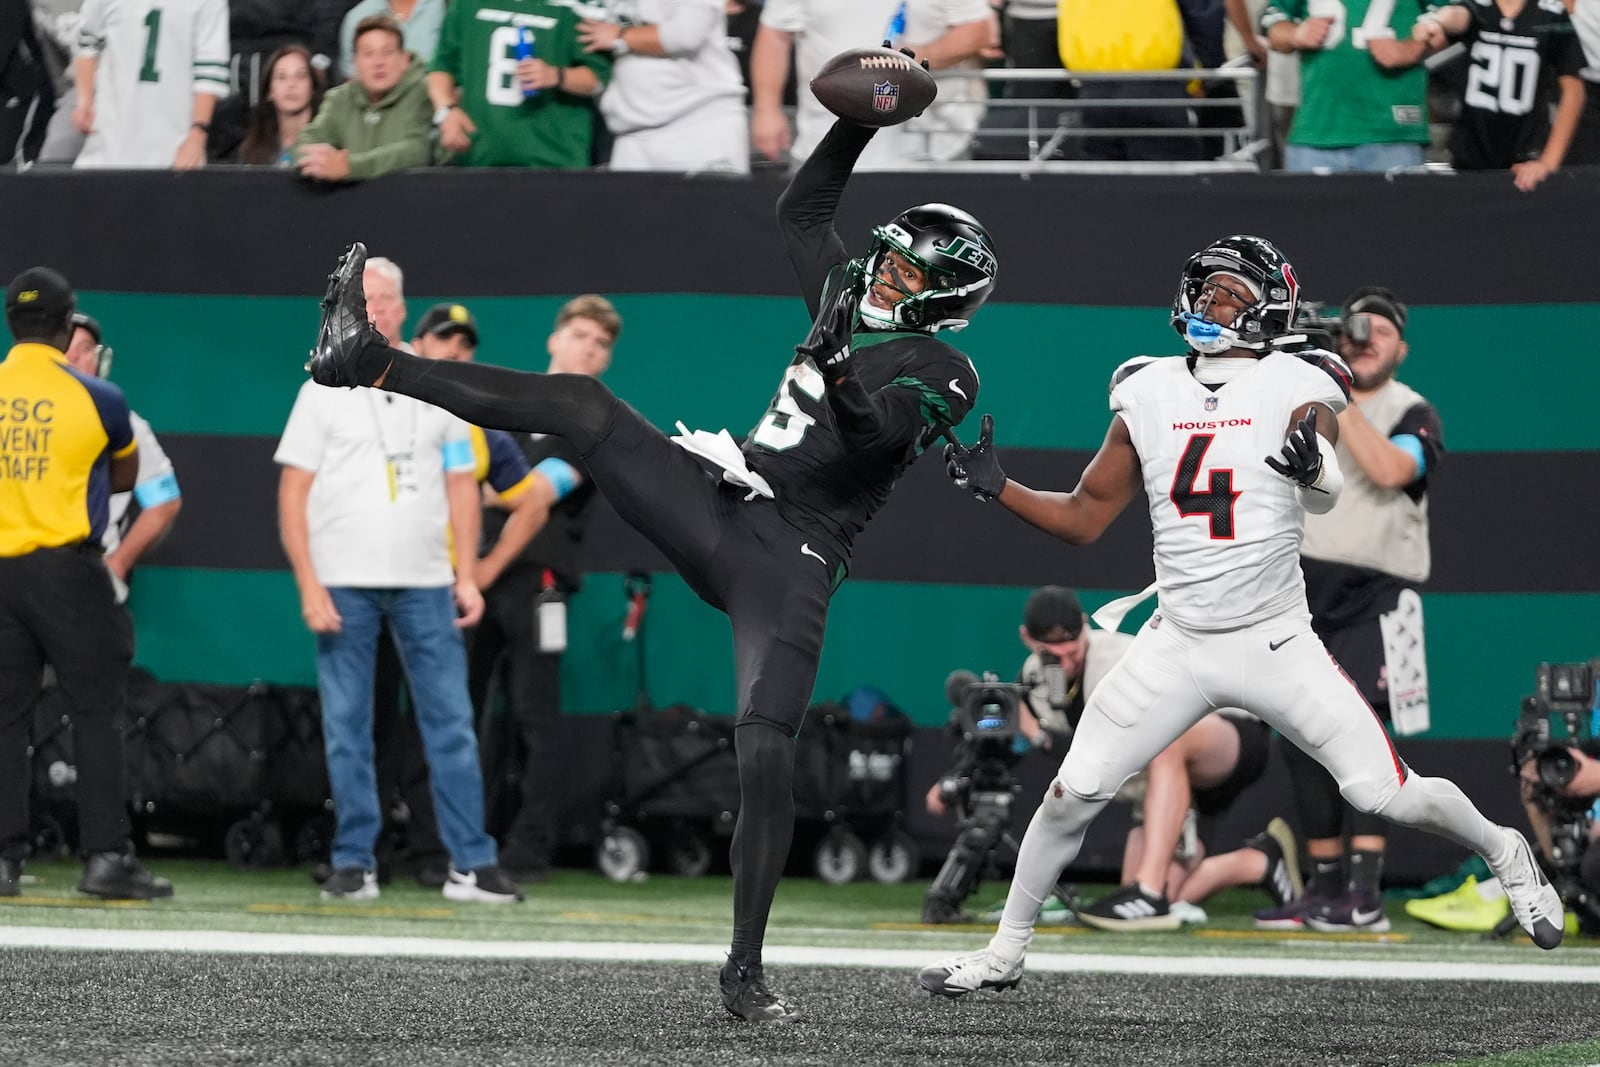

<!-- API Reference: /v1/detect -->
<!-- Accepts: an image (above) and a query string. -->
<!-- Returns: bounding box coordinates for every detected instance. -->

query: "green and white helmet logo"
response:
[933,235,996,278]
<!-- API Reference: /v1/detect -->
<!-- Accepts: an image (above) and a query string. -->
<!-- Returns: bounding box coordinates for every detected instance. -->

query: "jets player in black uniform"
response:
[303,116,997,1024]
[1414,0,1586,191]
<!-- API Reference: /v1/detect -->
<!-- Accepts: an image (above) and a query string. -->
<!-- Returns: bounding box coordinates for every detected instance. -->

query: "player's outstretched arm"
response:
[947,416,1141,545]
[776,119,876,319]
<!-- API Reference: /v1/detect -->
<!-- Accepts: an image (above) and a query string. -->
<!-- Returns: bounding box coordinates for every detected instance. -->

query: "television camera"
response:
[1501,660,1600,937]
[920,670,1076,924]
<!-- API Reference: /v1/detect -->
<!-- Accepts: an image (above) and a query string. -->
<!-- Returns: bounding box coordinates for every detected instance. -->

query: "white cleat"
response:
[918,948,1024,998]
[1489,826,1564,950]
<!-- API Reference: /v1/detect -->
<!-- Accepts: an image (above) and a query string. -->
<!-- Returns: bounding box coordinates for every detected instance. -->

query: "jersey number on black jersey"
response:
[752,362,827,452]
[1465,40,1541,116]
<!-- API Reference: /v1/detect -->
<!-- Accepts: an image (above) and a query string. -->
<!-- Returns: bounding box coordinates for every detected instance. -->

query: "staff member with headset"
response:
[0,267,173,900]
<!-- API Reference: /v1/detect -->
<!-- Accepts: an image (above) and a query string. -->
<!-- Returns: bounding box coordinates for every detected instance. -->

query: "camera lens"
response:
[1537,747,1579,791]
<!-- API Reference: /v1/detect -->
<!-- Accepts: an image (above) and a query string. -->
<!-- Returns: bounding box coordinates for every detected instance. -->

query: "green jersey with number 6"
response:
[430,0,611,168]
[1262,0,1431,147]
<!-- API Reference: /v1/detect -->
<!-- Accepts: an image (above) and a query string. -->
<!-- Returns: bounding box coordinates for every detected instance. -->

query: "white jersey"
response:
[758,0,990,167]
[1110,352,1348,632]
[75,0,230,168]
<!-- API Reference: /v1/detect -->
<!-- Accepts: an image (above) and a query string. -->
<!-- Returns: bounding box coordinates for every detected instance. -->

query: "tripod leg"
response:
[923,821,1000,923]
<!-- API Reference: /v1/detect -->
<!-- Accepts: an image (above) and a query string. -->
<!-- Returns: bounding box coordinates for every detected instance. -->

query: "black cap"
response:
[1343,286,1407,337]
[1024,586,1084,642]
[71,311,103,344]
[414,302,478,346]
[5,267,75,320]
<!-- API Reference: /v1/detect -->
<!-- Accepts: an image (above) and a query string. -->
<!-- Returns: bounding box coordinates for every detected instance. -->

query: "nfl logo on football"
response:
[1204,396,1218,412]
[873,81,899,114]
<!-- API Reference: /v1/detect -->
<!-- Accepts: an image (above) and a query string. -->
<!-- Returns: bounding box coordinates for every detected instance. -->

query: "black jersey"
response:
[745,121,977,561]
[1450,0,1584,170]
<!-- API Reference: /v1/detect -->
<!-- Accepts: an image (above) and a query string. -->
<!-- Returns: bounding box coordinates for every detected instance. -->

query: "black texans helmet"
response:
[854,203,998,333]
[1171,234,1299,355]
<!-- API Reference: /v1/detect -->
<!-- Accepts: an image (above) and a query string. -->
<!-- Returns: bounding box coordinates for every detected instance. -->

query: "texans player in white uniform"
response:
[919,234,1564,998]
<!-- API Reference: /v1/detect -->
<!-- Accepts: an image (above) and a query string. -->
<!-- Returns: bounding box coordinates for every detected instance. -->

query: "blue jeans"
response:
[317,586,496,873]
[1285,142,1425,173]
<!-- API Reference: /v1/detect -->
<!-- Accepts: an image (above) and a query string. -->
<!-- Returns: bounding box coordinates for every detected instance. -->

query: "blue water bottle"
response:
[516,26,539,98]
[885,1,906,48]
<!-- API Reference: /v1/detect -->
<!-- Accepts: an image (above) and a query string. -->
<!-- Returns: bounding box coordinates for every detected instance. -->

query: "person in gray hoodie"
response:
[295,13,432,182]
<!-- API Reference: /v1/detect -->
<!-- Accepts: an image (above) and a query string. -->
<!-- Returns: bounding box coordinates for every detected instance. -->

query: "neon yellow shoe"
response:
[1403,875,1510,932]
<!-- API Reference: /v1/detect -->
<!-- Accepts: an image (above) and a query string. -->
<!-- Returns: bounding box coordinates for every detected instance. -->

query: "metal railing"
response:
[906,61,1270,175]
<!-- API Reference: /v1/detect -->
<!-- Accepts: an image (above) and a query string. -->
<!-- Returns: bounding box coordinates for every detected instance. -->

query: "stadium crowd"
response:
[4,0,1598,181]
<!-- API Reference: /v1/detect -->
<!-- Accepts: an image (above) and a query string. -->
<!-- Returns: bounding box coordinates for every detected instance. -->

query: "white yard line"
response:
[2,925,1599,983]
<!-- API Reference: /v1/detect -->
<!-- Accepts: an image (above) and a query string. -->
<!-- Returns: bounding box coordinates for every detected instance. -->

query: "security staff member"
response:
[0,267,173,900]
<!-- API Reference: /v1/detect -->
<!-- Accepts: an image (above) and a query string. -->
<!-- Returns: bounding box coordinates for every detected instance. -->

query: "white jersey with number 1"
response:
[1109,351,1349,633]
[75,0,230,168]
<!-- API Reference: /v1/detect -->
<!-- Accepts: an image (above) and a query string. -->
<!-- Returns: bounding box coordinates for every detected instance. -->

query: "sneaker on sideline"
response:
[1304,885,1391,933]
[1078,883,1180,931]
[320,868,378,901]
[443,865,523,903]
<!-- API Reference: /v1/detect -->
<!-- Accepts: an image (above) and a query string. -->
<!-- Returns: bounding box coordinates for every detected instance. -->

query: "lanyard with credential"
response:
[365,392,418,502]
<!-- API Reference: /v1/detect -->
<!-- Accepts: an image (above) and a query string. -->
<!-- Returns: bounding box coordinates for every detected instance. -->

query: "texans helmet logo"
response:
[872,80,899,113]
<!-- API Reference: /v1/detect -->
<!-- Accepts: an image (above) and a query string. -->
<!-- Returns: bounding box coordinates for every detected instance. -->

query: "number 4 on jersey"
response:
[1170,434,1239,539]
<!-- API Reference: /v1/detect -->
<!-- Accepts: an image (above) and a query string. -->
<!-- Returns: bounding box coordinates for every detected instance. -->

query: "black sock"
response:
[728,722,795,963]
[1348,848,1384,893]
[354,338,395,386]
[1310,858,1343,897]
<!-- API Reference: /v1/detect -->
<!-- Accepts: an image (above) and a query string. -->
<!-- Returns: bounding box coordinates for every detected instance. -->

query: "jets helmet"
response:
[854,204,998,333]
[1171,234,1299,355]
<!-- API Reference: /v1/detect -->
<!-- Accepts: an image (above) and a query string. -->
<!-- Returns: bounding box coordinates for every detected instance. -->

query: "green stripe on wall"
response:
[81,293,1600,451]
[126,568,1600,740]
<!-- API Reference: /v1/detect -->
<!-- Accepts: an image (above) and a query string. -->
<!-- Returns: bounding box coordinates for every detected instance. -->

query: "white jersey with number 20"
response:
[1110,352,1348,632]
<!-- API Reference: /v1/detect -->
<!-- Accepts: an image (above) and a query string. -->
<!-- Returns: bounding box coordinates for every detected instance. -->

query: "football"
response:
[808,46,938,129]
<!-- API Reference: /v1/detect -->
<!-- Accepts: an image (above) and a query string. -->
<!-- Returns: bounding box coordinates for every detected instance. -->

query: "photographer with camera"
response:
[1510,661,1600,935]
[1260,285,1447,934]
[922,586,1293,930]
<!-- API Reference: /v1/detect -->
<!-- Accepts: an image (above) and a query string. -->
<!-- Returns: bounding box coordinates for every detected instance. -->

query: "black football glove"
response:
[944,414,1007,501]
[795,278,860,374]
[1264,406,1325,490]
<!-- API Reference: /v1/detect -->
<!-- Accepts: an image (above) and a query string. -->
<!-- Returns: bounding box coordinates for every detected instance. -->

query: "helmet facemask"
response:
[856,206,998,334]
[856,231,955,331]
[1171,235,1299,356]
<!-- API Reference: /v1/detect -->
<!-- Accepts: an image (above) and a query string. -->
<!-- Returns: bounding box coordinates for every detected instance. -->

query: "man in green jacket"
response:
[296,15,434,182]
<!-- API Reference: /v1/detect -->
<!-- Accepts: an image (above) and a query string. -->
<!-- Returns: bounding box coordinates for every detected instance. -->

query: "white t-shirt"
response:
[1110,352,1347,632]
[759,0,991,167]
[75,0,231,168]
[599,0,747,134]
[274,383,475,588]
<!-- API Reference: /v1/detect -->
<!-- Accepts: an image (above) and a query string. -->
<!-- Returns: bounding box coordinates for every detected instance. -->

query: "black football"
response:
[809,46,938,129]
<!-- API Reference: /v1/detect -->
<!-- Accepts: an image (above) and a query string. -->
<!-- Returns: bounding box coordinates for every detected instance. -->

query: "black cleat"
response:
[78,850,174,900]
[0,856,20,897]
[720,959,802,1024]
[306,241,387,387]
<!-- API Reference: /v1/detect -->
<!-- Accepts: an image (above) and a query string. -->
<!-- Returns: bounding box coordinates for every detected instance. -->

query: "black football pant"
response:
[468,560,564,863]
[1282,614,1394,843]
[380,351,838,956]
[0,544,134,859]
